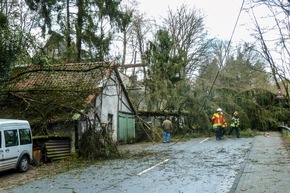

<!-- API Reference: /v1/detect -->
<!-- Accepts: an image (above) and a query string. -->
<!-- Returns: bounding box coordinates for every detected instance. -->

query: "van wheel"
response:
[18,156,29,172]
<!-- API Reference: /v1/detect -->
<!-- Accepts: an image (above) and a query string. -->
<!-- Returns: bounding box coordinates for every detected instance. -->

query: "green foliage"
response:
[144,29,189,112]
[25,0,59,35]
[240,128,259,138]
[116,10,132,32]
[0,11,8,28]
[31,53,51,66]
[0,12,24,88]
[0,88,91,135]
[194,44,285,132]
[25,0,129,62]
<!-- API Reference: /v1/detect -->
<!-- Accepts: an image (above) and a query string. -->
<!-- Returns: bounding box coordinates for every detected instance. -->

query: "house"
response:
[43,31,67,60]
[83,64,137,144]
[3,62,137,147]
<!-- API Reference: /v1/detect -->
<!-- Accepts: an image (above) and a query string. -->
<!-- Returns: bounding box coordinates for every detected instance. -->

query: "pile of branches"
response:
[78,122,120,159]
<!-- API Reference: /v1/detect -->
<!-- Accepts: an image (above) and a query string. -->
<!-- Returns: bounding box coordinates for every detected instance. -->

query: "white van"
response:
[0,119,33,172]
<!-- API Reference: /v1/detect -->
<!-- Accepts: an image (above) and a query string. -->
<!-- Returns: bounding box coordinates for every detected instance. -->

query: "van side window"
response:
[4,130,19,147]
[19,128,32,145]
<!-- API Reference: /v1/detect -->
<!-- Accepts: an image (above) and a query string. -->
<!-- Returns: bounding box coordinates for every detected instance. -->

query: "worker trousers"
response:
[216,126,222,140]
[228,126,240,138]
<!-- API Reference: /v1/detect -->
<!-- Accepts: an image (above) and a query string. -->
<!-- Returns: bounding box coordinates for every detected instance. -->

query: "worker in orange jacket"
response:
[212,108,226,140]
[220,111,227,139]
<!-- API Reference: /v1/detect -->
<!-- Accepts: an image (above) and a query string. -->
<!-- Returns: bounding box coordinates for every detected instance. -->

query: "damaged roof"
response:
[6,62,111,92]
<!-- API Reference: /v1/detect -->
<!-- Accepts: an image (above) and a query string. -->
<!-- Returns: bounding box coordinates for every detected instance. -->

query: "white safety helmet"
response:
[217,108,222,112]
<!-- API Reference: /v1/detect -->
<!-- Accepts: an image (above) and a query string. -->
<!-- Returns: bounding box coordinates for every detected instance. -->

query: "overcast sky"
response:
[138,0,253,43]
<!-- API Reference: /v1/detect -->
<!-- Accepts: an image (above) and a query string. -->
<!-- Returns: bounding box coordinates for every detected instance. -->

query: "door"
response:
[2,129,20,170]
[118,112,135,143]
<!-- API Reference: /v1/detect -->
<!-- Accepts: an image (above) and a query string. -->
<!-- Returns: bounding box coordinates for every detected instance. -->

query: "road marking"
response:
[199,138,209,143]
[137,159,170,176]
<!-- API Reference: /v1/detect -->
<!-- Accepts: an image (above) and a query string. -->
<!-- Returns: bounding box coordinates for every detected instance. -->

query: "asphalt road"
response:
[2,136,253,193]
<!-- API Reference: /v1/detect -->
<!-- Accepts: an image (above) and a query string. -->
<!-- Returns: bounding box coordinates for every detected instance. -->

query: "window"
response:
[19,128,32,145]
[4,130,19,147]
[0,131,1,148]
[108,114,113,131]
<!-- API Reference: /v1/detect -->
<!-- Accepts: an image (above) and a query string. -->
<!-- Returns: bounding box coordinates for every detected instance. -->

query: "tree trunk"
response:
[76,0,84,62]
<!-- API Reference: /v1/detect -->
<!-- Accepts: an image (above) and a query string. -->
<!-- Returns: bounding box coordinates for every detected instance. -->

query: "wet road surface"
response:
[2,137,253,193]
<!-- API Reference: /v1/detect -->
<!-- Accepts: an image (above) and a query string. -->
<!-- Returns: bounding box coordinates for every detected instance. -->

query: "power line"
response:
[172,0,246,145]
[198,0,245,113]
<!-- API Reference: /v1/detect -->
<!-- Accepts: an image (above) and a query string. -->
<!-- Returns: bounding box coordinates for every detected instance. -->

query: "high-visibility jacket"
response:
[212,113,226,129]
[230,116,240,127]
[222,119,227,128]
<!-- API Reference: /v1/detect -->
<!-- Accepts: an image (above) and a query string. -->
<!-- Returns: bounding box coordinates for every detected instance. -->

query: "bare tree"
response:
[130,13,155,77]
[115,2,155,79]
[116,0,137,65]
[247,0,290,101]
[163,4,210,80]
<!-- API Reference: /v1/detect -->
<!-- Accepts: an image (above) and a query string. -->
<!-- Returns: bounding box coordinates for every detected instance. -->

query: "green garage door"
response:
[118,112,135,144]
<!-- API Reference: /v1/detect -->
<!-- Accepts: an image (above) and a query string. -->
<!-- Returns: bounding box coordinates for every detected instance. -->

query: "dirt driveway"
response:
[0,161,71,190]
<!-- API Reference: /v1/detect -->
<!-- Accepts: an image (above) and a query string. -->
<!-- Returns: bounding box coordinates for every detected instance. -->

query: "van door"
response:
[3,129,20,170]
[0,131,3,168]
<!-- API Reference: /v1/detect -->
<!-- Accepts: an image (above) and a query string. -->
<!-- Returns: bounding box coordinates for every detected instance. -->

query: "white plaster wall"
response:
[94,72,135,142]
[118,84,133,114]
[99,75,119,141]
